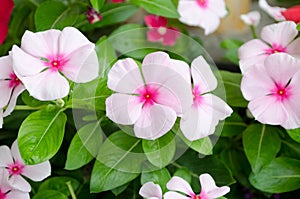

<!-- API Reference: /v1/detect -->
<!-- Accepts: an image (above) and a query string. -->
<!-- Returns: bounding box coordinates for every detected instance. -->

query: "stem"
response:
[14,105,46,111]
[250,25,258,39]
[66,181,77,199]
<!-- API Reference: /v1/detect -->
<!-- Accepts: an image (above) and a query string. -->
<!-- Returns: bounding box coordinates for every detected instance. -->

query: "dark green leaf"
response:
[221,39,243,65]
[287,128,300,143]
[141,168,171,192]
[173,168,192,184]
[111,183,129,196]
[39,177,80,196]
[22,91,49,107]
[33,190,68,199]
[221,112,247,137]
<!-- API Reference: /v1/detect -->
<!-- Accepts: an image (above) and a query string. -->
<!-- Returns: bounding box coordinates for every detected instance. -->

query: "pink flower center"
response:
[197,0,208,8]
[8,73,21,88]
[7,161,25,176]
[271,83,291,101]
[265,44,286,55]
[0,190,6,199]
[192,85,203,107]
[137,85,159,107]
[191,195,201,199]
[43,55,68,72]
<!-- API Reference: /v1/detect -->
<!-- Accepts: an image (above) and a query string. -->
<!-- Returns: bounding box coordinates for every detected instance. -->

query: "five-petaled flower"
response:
[164,173,230,199]
[0,0,14,45]
[144,15,180,46]
[139,182,162,199]
[258,0,286,21]
[177,0,228,35]
[0,168,30,199]
[106,51,193,140]
[238,21,300,73]
[240,11,261,27]
[11,27,99,101]
[281,5,300,24]
[0,55,25,128]
[0,140,51,192]
[179,56,233,141]
[241,53,300,129]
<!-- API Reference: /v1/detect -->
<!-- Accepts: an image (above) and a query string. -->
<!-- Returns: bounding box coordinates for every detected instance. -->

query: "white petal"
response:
[200,174,230,198]
[134,104,177,140]
[170,59,191,85]
[8,175,31,192]
[139,182,162,199]
[166,176,194,196]
[0,146,13,167]
[0,55,13,80]
[207,0,228,18]
[0,81,13,108]
[6,190,30,199]
[22,161,51,181]
[238,39,269,60]
[164,191,190,199]
[0,168,10,192]
[240,11,261,26]
[10,140,24,164]
[106,93,143,125]
[107,58,144,94]
[239,54,267,74]
[287,37,300,58]
[0,109,3,128]
[258,0,286,21]
[3,85,25,117]
[142,51,171,67]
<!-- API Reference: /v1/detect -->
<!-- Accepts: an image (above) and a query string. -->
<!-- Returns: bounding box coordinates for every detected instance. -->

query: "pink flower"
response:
[241,53,300,129]
[111,0,124,3]
[179,56,232,141]
[0,55,25,128]
[0,0,14,45]
[281,5,300,24]
[238,21,300,73]
[0,140,51,192]
[258,0,286,21]
[240,11,261,27]
[144,15,180,46]
[0,168,29,199]
[86,7,102,24]
[164,174,230,199]
[106,52,193,140]
[139,182,162,199]
[12,27,99,101]
[177,0,228,35]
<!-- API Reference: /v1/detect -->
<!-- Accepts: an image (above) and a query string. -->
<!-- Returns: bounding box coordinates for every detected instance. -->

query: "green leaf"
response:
[33,190,68,199]
[142,133,176,168]
[287,128,300,143]
[111,183,129,196]
[249,157,300,193]
[281,136,300,159]
[38,177,80,196]
[96,36,117,78]
[220,39,243,65]
[173,168,192,184]
[35,0,80,31]
[18,108,67,165]
[221,112,247,137]
[297,23,300,31]
[130,0,179,18]
[141,168,171,192]
[22,91,49,107]
[65,122,103,170]
[243,124,281,173]
[90,0,105,11]
[218,70,248,107]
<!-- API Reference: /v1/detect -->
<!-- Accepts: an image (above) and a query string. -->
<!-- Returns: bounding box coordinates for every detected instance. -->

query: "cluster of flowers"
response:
[0,141,50,199]
[139,173,230,199]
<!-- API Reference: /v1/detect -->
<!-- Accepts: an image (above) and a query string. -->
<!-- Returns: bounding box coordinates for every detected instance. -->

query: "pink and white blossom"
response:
[144,15,180,46]
[241,53,300,129]
[0,140,51,192]
[177,0,228,35]
[164,174,230,199]
[12,27,99,101]
[0,168,29,199]
[238,21,300,73]
[139,182,162,199]
[0,55,25,128]
[106,52,193,140]
[179,56,232,141]
[240,11,261,26]
[258,0,286,21]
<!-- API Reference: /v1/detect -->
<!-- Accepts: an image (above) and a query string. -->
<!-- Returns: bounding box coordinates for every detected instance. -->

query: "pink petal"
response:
[164,191,190,199]
[207,0,228,18]
[0,146,13,167]
[239,54,267,74]
[11,140,23,164]
[199,173,230,199]
[238,39,269,60]
[3,85,25,117]
[21,29,61,58]
[248,95,288,125]
[106,93,143,125]
[142,51,171,67]
[22,161,51,181]
[260,21,297,47]
[144,15,167,28]
[191,56,217,93]
[147,29,163,42]
[21,69,69,101]
[0,55,13,79]
[11,45,46,77]
[134,104,177,140]
[8,175,31,192]
[61,45,99,83]
[287,37,300,58]
[59,27,94,56]
[205,186,230,199]
[107,58,144,94]
[166,176,194,196]
[0,81,13,108]
[139,182,162,199]
[162,29,179,46]
[6,190,30,199]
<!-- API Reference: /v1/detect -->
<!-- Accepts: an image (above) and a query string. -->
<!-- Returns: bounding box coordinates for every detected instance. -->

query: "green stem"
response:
[66,181,77,199]
[14,105,46,111]
[250,25,258,39]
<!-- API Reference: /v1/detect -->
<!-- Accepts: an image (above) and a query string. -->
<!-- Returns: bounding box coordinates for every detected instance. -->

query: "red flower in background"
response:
[111,0,124,3]
[0,0,14,45]
[282,5,300,24]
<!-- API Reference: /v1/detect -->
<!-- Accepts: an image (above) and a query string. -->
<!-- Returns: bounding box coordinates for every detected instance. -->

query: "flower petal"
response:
[0,81,12,108]
[0,109,3,128]
[260,21,297,47]
[21,29,61,58]
[21,69,69,101]
[164,191,190,199]
[22,161,51,181]
[162,29,179,46]
[139,182,162,199]
[0,168,10,192]
[196,10,221,35]
[166,176,194,196]
[10,140,23,164]
[134,104,176,140]
[147,29,163,42]
[108,58,144,94]
[144,15,168,28]
[207,0,228,18]
[0,55,13,79]
[200,174,230,199]
[142,51,171,67]
[8,175,31,192]
[3,85,25,117]
[258,0,286,21]
[240,11,261,26]
[239,54,268,74]
[106,93,143,125]
[0,146,13,167]
[191,56,217,93]
[287,37,300,58]
[6,190,30,199]
[169,59,191,85]
[238,39,269,60]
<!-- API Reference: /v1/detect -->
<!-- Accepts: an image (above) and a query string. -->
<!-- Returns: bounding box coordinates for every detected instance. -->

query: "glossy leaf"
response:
[33,190,68,199]
[141,168,171,192]
[18,108,67,165]
[287,128,300,143]
[38,177,80,196]
[22,91,49,107]
[90,0,105,11]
